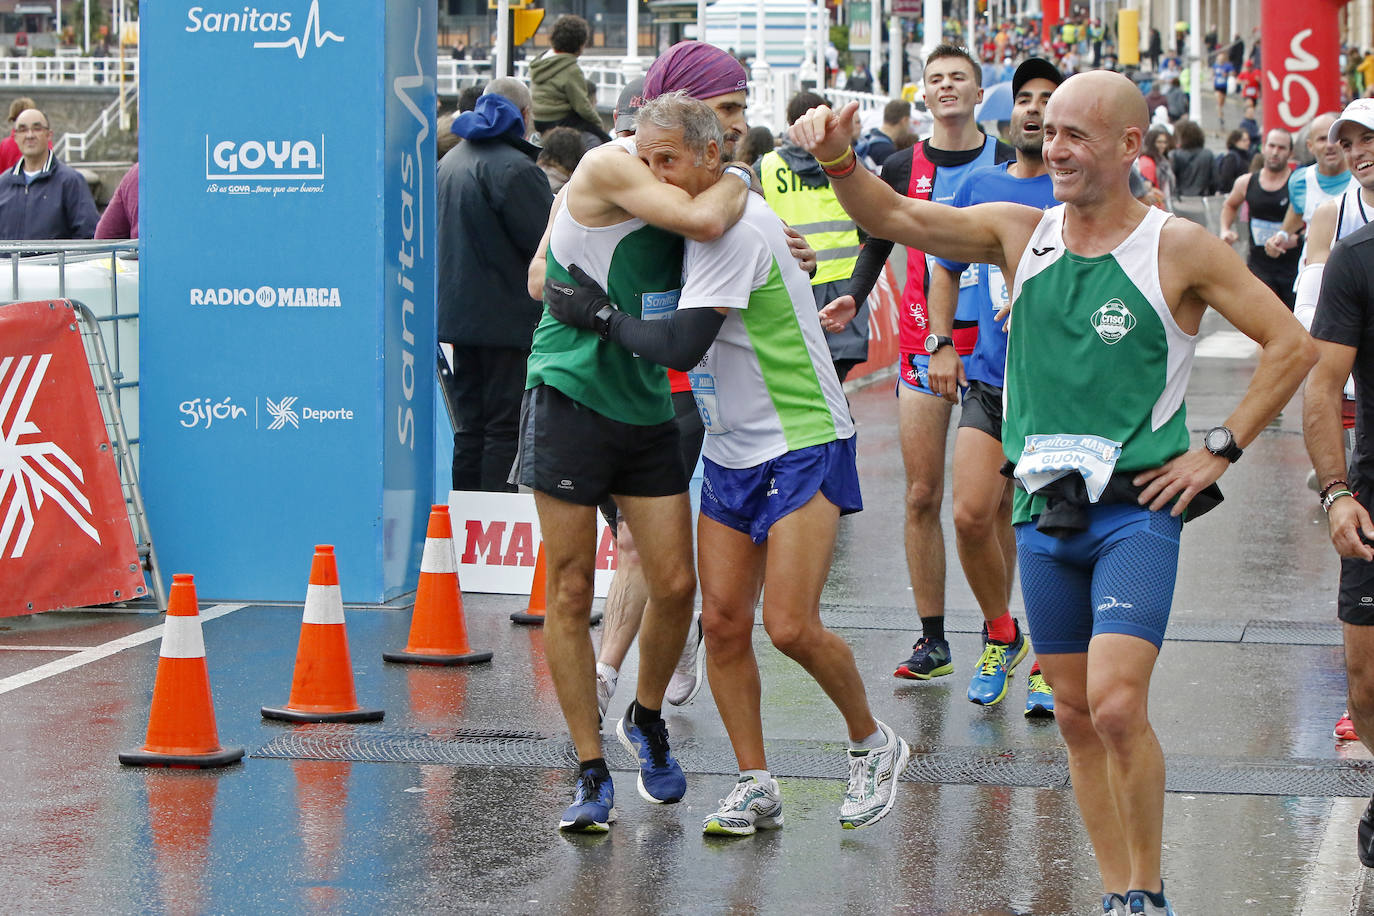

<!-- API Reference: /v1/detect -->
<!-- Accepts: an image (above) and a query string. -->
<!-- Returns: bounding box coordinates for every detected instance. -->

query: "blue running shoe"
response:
[616,707,687,804]
[1125,884,1176,916]
[967,621,1029,706]
[558,769,615,833]
[1024,669,1055,718]
[1102,893,1127,915]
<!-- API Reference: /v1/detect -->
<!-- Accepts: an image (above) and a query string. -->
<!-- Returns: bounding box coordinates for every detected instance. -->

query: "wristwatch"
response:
[1204,425,1243,463]
[723,164,753,190]
[924,333,954,355]
[593,304,616,340]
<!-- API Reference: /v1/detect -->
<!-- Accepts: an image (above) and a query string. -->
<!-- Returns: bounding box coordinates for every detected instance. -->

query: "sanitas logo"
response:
[1091,298,1136,345]
[185,1,345,58]
[206,136,324,180]
[189,285,342,308]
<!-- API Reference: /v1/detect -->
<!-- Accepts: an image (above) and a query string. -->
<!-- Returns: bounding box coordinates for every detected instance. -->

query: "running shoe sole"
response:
[894,661,953,680]
[666,617,707,706]
[703,812,783,836]
[558,807,617,833]
[839,736,910,829]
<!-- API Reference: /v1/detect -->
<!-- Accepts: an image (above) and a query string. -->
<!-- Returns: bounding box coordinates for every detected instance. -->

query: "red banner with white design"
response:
[1262,0,1346,135]
[0,300,145,616]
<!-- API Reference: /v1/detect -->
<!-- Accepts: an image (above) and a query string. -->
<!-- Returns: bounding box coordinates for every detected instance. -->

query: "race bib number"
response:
[689,371,730,436]
[1013,433,1122,503]
[1250,217,1283,247]
[987,265,1009,312]
[641,289,681,320]
[957,263,978,290]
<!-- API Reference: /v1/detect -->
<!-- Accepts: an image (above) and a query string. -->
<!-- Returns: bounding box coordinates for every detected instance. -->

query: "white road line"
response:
[1300,795,1367,915]
[0,646,95,652]
[1195,330,1259,360]
[0,604,246,698]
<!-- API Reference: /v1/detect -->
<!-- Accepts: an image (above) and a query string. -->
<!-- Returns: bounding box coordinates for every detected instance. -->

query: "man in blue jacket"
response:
[437,77,553,492]
[0,107,97,240]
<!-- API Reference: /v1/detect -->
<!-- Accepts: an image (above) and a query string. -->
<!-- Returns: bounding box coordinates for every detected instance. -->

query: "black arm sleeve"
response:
[604,307,727,372]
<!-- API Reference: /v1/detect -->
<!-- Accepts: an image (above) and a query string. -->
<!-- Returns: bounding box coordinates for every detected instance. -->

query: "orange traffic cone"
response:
[384,505,492,666]
[262,545,384,724]
[119,574,244,768]
[510,542,548,625]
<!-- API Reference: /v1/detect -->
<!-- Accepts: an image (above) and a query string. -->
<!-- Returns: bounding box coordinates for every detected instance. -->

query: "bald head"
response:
[1056,70,1149,134]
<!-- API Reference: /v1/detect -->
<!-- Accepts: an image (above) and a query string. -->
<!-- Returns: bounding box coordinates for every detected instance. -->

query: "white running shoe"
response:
[702,775,784,836]
[665,612,706,706]
[838,719,909,829]
[596,663,618,721]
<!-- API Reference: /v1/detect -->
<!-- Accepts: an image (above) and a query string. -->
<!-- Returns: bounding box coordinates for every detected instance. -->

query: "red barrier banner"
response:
[848,262,902,385]
[0,301,145,616]
[1262,0,1346,134]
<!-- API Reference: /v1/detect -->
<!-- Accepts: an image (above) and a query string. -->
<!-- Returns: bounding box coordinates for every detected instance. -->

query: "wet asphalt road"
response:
[2,311,1373,915]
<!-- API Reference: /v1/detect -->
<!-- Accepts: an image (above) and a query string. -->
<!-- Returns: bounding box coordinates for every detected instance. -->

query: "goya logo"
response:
[1091,298,1136,345]
[206,136,324,180]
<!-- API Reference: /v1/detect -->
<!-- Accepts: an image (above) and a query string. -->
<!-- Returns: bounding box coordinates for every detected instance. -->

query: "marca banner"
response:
[1261,0,1346,134]
[139,1,436,602]
[450,492,617,596]
[0,301,146,616]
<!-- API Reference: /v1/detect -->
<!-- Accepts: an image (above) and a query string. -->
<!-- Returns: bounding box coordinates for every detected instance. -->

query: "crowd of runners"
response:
[432,24,1374,913]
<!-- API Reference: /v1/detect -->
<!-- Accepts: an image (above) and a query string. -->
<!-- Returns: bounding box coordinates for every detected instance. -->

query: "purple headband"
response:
[642,41,748,101]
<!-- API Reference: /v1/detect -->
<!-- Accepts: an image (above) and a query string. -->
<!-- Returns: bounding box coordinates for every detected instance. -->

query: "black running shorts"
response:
[1339,486,1374,625]
[957,379,1004,441]
[513,384,688,507]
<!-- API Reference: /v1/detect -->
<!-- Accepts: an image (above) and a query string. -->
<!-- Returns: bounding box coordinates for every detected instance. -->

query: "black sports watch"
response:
[924,333,954,355]
[593,304,616,340]
[1204,425,1243,463]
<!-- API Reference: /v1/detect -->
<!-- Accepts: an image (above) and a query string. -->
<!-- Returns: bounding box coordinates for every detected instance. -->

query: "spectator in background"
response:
[537,126,586,193]
[1171,118,1215,197]
[530,15,611,146]
[1239,98,1262,149]
[436,77,553,492]
[439,86,489,160]
[1147,27,1162,72]
[857,99,912,173]
[847,59,874,93]
[95,161,137,239]
[611,76,644,139]
[1143,80,1168,123]
[0,96,36,171]
[739,125,776,172]
[1139,125,1176,210]
[0,108,97,240]
[1164,77,1189,124]
[1215,129,1252,192]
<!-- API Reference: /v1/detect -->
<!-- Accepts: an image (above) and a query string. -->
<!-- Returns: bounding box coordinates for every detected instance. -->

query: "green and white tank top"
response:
[526,151,685,426]
[678,194,853,468]
[1003,204,1196,524]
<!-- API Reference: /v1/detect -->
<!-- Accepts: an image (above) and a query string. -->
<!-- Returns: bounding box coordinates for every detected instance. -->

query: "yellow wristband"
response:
[816,148,855,170]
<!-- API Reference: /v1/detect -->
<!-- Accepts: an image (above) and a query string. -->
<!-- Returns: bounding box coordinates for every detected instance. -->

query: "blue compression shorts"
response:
[1015,502,1182,653]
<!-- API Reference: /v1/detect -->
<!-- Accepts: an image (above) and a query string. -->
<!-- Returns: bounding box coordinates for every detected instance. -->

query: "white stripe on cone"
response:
[302,583,345,625]
[420,536,458,575]
[160,615,207,660]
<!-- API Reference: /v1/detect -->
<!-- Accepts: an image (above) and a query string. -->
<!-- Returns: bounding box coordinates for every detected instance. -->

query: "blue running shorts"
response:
[1015,502,1182,653]
[700,437,862,544]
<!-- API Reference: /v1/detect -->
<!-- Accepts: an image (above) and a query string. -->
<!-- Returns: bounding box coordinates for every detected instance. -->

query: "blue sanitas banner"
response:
[139,1,436,602]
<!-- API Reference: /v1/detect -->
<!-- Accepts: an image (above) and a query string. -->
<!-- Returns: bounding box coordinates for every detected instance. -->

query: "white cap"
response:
[1329,98,1374,143]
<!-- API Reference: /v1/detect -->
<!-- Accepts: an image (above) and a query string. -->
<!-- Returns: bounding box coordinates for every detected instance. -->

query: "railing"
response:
[54,79,137,161]
[0,55,137,86]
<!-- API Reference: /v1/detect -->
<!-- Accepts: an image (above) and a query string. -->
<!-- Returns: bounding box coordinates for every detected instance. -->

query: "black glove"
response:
[544,263,616,336]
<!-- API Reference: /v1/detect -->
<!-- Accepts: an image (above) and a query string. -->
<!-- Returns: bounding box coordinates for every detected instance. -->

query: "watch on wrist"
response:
[1203,425,1243,463]
[723,164,752,190]
[593,304,616,340]
[924,333,954,355]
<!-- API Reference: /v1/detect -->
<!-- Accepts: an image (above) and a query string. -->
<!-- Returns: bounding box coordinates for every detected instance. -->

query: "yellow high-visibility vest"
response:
[759,149,861,286]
